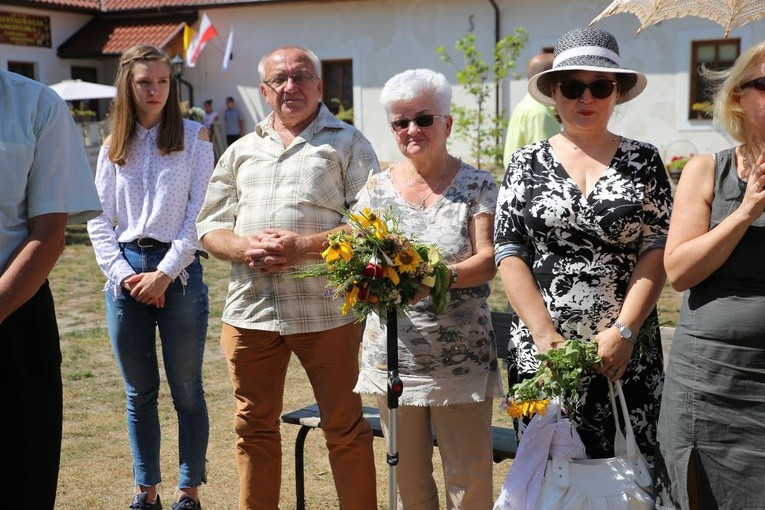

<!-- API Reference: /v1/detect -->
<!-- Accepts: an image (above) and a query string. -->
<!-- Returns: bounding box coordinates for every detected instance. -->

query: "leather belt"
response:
[123,238,171,251]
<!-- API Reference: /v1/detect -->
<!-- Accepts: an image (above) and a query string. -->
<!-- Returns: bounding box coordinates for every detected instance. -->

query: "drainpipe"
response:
[488,0,501,148]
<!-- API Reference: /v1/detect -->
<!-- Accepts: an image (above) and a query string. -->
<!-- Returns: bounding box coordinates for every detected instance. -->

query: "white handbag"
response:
[535,381,654,510]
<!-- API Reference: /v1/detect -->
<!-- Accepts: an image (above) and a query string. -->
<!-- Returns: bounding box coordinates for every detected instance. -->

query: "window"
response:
[8,61,35,79]
[71,66,100,118]
[689,39,740,119]
[322,60,353,124]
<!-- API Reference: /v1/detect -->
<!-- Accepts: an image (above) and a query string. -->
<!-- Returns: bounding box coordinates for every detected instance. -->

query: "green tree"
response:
[436,29,527,170]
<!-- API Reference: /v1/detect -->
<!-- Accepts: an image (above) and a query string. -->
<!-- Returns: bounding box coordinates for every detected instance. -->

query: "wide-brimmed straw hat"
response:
[528,27,647,106]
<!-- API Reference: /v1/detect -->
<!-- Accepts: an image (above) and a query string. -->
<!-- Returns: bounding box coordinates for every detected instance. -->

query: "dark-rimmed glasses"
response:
[741,76,765,92]
[557,79,617,100]
[390,114,447,132]
[263,72,318,89]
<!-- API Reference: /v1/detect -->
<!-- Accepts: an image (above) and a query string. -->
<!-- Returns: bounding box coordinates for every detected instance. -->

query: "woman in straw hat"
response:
[494,26,672,458]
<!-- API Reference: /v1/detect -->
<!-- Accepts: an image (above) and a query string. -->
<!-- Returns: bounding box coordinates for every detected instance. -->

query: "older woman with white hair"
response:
[352,68,501,509]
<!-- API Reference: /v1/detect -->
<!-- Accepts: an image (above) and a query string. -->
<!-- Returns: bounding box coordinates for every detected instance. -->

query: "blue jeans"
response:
[106,245,209,488]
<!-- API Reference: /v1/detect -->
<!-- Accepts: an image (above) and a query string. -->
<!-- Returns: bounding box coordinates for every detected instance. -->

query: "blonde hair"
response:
[108,45,184,165]
[704,41,765,143]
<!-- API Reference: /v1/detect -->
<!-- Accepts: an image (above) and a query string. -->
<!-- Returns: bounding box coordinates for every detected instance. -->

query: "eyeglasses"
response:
[557,79,617,100]
[263,72,318,89]
[741,76,765,91]
[390,114,447,132]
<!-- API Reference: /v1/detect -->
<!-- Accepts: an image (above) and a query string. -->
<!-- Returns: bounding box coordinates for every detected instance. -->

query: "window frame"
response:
[688,38,740,120]
[8,61,35,79]
[321,59,353,123]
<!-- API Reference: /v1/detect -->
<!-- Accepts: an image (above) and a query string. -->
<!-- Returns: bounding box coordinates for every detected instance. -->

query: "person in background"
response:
[494,27,672,459]
[502,51,560,169]
[353,68,501,509]
[202,99,218,131]
[203,99,226,163]
[87,45,214,510]
[0,68,102,510]
[196,44,378,510]
[223,95,245,146]
[654,41,765,510]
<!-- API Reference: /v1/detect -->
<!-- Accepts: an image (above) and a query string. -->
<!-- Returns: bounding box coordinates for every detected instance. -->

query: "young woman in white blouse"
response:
[87,45,214,510]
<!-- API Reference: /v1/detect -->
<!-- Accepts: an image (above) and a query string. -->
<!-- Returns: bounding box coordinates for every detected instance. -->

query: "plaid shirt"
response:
[196,104,379,334]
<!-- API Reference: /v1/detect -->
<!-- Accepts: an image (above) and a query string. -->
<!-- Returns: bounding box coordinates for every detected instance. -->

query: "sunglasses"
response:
[263,72,317,89]
[390,114,447,132]
[741,76,765,91]
[557,79,617,100]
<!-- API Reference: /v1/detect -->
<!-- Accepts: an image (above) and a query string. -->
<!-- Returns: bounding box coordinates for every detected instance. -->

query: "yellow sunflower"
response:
[393,246,423,274]
[321,240,353,264]
[351,207,388,239]
[384,265,400,285]
[507,398,550,419]
[341,285,360,315]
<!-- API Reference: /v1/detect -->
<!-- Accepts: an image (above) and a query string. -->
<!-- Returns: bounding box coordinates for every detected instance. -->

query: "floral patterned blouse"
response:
[353,161,503,406]
[494,137,672,458]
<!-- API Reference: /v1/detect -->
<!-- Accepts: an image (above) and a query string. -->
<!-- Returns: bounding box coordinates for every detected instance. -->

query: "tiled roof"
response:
[6,0,281,12]
[57,15,193,58]
[11,0,304,58]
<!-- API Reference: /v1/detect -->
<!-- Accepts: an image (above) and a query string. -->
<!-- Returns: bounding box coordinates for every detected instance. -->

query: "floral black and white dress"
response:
[494,137,672,458]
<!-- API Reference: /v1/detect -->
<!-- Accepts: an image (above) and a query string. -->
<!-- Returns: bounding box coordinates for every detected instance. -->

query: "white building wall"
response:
[2,0,763,166]
[186,0,763,165]
[0,4,107,87]
[186,0,499,164]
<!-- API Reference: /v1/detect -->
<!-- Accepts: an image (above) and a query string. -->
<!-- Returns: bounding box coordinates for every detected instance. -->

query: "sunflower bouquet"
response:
[503,340,602,419]
[294,207,450,323]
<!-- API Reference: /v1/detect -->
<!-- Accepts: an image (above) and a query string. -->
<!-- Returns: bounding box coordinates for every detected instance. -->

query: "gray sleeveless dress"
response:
[653,148,765,510]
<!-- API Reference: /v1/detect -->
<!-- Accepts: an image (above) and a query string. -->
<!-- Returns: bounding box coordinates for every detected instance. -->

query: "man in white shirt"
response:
[0,68,102,510]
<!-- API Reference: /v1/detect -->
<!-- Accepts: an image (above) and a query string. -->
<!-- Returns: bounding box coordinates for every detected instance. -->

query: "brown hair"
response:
[108,45,184,165]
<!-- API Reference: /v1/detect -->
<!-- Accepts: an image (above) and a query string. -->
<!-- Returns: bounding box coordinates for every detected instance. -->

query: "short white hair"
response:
[257,46,321,81]
[380,68,451,115]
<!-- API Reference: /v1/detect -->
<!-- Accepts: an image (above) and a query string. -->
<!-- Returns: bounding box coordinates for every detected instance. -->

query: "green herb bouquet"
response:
[293,207,450,323]
[503,339,602,419]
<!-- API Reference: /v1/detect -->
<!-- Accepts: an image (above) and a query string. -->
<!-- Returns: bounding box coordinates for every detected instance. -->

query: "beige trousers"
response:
[376,395,495,510]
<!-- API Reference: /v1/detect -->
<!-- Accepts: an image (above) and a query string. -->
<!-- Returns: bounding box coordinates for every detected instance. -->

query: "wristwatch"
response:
[449,265,459,288]
[614,321,635,344]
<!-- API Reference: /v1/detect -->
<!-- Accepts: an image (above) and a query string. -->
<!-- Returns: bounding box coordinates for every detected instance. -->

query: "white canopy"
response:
[48,79,117,101]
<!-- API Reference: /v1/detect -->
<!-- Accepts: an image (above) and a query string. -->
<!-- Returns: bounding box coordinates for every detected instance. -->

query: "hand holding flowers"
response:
[504,339,602,419]
[293,207,450,322]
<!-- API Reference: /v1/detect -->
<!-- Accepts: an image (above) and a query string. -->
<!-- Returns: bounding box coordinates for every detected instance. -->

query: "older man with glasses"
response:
[196,45,379,510]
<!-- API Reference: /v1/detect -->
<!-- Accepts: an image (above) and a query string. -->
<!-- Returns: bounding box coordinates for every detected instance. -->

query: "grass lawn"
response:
[52,225,681,509]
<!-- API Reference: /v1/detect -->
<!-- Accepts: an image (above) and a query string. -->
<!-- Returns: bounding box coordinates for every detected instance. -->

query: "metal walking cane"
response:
[386,308,403,510]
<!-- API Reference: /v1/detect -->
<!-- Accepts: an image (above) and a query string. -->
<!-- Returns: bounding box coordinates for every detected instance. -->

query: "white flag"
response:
[185,12,218,68]
[222,27,234,71]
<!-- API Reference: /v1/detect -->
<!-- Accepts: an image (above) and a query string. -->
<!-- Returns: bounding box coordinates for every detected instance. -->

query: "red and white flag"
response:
[185,12,218,67]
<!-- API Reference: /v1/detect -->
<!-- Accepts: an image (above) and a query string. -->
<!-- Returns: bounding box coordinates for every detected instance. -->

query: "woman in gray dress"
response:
[654,41,765,510]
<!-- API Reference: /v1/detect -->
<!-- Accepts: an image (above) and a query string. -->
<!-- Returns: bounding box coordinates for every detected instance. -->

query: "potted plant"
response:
[691,101,713,119]
[180,101,204,123]
[328,98,354,125]
[666,154,693,184]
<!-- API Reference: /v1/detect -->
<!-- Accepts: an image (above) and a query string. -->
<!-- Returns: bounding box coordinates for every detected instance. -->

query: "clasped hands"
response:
[122,270,172,308]
[244,228,304,273]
